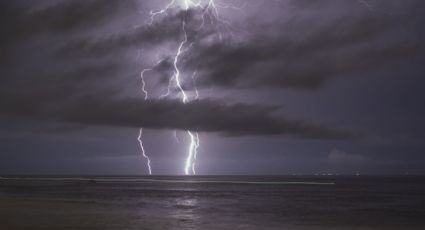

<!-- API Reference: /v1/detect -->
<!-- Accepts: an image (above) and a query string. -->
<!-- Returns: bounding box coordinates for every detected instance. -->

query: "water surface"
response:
[1,176,424,229]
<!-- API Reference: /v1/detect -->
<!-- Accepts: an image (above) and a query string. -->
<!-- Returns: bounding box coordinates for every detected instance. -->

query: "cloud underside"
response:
[0,91,354,139]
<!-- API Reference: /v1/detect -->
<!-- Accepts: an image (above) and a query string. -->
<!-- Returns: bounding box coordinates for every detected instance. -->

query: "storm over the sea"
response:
[1,1,425,230]
[1,0,425,175]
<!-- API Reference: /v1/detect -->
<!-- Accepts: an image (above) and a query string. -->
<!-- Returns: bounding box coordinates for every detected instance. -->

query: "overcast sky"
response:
[1,0,424,175]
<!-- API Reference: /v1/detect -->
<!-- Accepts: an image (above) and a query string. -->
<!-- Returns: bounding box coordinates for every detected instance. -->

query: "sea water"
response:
[0,176,424,229]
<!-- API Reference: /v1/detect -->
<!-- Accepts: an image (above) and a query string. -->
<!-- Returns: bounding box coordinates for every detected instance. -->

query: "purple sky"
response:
[0,0,424,175]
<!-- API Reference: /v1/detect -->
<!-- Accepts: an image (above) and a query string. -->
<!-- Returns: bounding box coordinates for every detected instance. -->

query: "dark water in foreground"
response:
[1,176,424,230]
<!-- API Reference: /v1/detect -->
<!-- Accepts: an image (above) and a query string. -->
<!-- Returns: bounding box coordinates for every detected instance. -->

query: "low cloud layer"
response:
[0,90,354,138]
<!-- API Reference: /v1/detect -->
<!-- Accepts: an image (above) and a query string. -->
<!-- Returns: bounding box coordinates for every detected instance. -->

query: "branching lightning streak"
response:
[138,70,151,174]
[191,132,200,174]
[143,0,232,175]
[141,0,390,175]
[174,1,198,175]
[149,0,176,24]
[173,20,189,104]
[185,131,200,175]
[137,128,152,175]
[137,58,166,175]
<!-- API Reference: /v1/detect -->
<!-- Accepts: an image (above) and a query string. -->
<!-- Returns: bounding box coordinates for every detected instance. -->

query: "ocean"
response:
[1,176,424,229]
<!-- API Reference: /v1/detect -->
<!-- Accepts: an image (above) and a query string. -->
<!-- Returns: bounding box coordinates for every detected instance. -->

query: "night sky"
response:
[1,0,424,175]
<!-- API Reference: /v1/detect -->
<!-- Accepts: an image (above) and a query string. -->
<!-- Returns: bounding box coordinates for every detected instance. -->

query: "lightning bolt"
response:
[191,132,200,174]
[137,128,152,175]
[137,60,162,175]
[172,20,189,104]
[170,0,199,175]
[141,0,235,175]
[137,56,170,175]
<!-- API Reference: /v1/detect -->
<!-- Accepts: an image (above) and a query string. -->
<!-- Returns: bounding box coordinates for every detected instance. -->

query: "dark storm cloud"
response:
[49,0,423,91]
[60,17,181,58]
[189,17,420,90]
[5,0,420,91]
[0,90,354,139]
[0,0,138,48]
[0,0,418,139]
[178,1,422,90]
[59,8,215,59]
